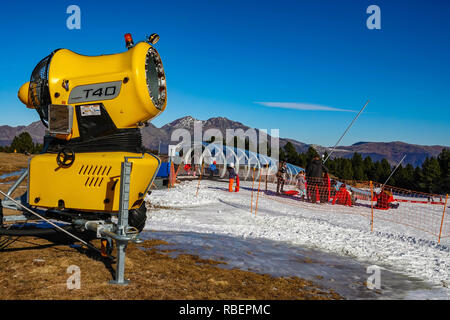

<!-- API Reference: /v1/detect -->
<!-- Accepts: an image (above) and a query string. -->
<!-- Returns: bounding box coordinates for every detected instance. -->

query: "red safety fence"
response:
[170,163,449,243]
[257,174,449,243]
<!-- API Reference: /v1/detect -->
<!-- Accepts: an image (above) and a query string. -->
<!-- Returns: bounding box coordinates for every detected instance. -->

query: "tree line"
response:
[2,132,448,194]
[280,142,449,195]
[0,132,43,154]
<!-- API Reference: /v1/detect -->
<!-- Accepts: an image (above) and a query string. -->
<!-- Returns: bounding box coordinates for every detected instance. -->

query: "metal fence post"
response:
[255,169,262,216]
[110,161,132,285]
[195,163,204,197]
[251,167,255,213]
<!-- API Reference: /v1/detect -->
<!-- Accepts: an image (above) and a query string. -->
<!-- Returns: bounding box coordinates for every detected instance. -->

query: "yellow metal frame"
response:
[28,152,160,212]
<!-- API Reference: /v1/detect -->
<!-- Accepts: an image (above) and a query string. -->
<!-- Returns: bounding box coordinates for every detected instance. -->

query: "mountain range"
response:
[0,116,447,167]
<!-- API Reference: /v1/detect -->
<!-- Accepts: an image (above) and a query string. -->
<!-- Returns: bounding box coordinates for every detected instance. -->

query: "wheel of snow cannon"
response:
[128,202,147,233]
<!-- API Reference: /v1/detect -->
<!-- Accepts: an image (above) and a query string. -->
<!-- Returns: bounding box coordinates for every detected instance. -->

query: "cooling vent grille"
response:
[78,164,113,188]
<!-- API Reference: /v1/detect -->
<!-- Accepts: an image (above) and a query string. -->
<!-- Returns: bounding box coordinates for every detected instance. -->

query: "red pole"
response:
[438,194,448,243]
[370,181,374,232]
[174,162,182,183]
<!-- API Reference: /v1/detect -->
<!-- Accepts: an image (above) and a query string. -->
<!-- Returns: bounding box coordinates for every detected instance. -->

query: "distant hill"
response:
[0,121,45,146]
[1,117,447,167]
[335,141,446,167]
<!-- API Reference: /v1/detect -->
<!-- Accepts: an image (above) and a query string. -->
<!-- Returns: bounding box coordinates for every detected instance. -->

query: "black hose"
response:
[0,225,75,236]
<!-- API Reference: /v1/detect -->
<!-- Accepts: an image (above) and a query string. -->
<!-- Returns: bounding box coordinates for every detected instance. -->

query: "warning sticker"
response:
[80,105,101,116]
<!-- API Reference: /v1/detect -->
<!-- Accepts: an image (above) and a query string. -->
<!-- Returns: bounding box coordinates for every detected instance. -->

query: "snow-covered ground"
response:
[145,179,450,298]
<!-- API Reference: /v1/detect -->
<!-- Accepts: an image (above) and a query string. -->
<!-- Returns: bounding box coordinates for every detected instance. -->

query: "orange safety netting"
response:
[255,174,449,243]
[169,164,449,242]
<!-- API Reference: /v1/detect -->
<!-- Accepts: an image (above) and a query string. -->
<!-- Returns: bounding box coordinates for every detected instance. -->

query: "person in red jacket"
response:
[374,188,399,209]
[184,163,192,176]
[332,184,352,207]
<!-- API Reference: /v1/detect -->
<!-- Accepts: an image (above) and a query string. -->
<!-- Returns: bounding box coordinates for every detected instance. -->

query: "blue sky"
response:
[0,0,449,147]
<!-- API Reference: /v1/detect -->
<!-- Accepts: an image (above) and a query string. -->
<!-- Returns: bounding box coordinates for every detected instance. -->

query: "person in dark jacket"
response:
[209,161,217,179]
[306,156,328,203]
[276,161,287,194]
[227,163,239,192]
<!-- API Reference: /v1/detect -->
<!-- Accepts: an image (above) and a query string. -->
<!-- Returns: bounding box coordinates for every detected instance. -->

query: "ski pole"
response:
[251,167,255,213]
[265,164,268,191]
[323,100,370,164]
[381,155,406,189]
[255,168,262,216]
[196,163,204,197]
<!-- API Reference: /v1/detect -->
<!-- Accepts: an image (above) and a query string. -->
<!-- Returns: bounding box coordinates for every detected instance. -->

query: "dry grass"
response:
[0,236,342,300]
[0,181,28,218]
[0,152,32,176]
[0,153,341,300]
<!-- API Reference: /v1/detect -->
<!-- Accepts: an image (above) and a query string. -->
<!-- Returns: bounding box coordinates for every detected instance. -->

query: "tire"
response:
[128,202,147,233]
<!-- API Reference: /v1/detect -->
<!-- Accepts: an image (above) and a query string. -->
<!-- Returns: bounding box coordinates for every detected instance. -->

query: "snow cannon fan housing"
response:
[20,41,167,138]
[17,35,166,213]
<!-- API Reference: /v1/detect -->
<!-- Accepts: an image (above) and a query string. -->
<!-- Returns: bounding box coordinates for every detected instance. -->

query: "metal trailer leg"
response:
[6,169,28,198]
[2,169,28,211]
[111,240,129,285]
[110,161,132,285]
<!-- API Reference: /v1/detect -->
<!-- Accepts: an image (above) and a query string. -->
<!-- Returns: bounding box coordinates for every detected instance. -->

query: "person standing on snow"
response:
[276,161,287,194]
[227,163,240,192]
[296,171,307,199]
[330,180,338,198]
[306,156,328,203]
[209,161,217,179]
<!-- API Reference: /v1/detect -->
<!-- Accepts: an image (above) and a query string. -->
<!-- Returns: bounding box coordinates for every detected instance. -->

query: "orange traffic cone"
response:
[229,178,234,192]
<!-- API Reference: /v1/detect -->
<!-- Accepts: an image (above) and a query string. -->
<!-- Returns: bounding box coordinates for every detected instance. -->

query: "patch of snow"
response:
[145,179,450,296]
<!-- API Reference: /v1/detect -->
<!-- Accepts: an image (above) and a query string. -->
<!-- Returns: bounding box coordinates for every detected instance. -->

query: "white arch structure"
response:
[171,142,305,181]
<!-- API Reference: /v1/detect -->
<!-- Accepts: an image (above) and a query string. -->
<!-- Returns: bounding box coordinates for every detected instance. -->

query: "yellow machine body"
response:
[19,38,167,215]
[49,42,165,137]
[28,152,160,212]
[20,41,167,140]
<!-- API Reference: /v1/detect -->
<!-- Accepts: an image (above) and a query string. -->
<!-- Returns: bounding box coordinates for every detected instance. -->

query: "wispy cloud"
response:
[254,102,355,112]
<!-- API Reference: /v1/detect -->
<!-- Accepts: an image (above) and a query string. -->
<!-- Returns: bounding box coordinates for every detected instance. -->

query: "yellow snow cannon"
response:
[13,33,167,232]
